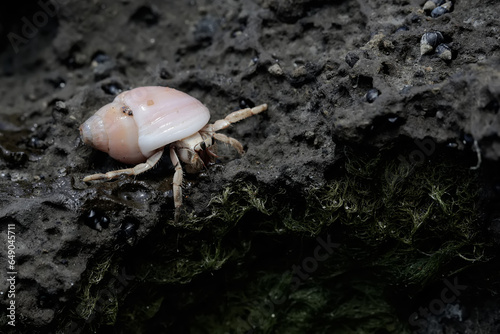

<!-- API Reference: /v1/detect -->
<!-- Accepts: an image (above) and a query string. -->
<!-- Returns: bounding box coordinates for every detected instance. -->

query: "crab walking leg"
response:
[209,104,267,132]
[212,133,244,154]
[82,150,163,182]
[170,146,184,223]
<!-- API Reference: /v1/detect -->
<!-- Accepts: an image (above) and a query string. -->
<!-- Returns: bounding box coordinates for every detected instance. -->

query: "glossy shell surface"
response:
[80,86,211,164]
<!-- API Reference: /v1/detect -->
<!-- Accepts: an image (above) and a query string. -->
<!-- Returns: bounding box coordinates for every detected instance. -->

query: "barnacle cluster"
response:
[423,0,453,18]
[420,31,452,60]
[420,1,454,60]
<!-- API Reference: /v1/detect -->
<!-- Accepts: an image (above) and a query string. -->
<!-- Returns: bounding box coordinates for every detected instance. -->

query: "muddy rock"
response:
[0,0,499,333]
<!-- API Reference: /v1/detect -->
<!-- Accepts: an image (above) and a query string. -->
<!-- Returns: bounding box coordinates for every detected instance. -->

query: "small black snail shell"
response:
[420,31,444,55]
[365,88,380,103]
[423,0,445,11]
[116,220,139,245]
[84,209,110,231]
[345,52,360,68]
[431,6,449,18]
[436,44,452,60]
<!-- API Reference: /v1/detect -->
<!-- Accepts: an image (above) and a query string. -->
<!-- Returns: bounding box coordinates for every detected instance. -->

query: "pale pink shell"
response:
[80,86,210,164]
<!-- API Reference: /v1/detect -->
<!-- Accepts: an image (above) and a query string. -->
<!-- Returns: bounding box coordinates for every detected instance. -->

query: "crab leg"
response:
[82,150,163,182]
[170,146,184,223]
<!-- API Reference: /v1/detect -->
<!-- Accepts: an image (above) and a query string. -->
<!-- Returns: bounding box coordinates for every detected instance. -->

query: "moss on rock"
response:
[65,145,487,333]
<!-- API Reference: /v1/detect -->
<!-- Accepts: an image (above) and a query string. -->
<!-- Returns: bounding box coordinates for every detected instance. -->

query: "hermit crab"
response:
[80,86,267,222]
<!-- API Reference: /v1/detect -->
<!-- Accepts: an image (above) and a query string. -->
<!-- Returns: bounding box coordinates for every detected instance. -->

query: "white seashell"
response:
[80,86,210,164]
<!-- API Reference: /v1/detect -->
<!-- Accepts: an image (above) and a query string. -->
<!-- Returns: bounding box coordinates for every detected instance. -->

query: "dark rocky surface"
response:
[0,0,499,333]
